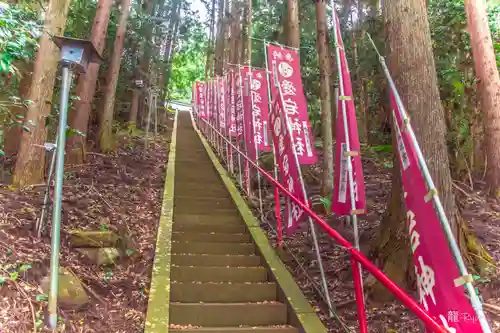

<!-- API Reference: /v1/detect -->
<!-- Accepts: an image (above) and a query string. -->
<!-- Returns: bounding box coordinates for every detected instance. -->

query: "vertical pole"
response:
[248,67,264,217]
[154,94,158,136]
[263,42,283,245]
[352,255,368,333]
[274,62,334,317]
[366,32,491,333]
[145,89,153,149]
[48,64,73,329]
[331,6,364,300]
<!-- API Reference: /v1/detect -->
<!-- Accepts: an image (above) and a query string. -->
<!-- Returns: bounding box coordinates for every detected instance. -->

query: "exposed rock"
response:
[41,268,89,309]
[76,247,120,266]
[70,230,119,248]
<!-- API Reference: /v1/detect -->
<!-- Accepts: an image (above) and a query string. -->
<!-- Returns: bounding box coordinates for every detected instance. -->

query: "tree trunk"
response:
[215,0,225,75]
[230,0,241,65]
[239,0,251,65]
[13,0,71,187]
[98,0,131,152]
[464,0,500,198]
[370,130,414,301]
[287,0,299,48]
[314,0,334,199]
[372,0,492,295]
[128,89,140,128]
[66,0,113,164]
[205,0,217,79]
[3,62,33,158]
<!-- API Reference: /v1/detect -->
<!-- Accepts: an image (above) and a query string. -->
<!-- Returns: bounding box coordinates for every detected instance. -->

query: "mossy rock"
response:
[76,248,120,266]
[70,230,119,248]
[41,268,89,309]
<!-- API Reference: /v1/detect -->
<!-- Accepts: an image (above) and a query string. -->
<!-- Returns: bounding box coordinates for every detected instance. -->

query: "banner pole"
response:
[264,42,283,245]
[274,64,334,317]
[366,32,490,333]
[331,7,365,301]
[248,67,264,218]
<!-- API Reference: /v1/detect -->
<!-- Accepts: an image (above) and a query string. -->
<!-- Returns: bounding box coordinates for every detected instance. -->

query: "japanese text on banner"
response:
[266,43,317,165]
[196,81,207,119]
[331,11,366,216]
[241,66,257,161]
[250,69,271,152]
[269,97,307,234]
[391,92,481,333]
[235,70,244,139]
[219,77,227,132]
[228,71,237,137]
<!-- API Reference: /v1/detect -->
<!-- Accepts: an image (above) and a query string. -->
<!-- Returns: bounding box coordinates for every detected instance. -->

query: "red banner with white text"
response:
[332,12,366,216]
[391,92,481,333]
[218,76,227,134]
[195,81,207,119]
[269,96,307,234]
[250,69,271,152]
[266,43,317,165]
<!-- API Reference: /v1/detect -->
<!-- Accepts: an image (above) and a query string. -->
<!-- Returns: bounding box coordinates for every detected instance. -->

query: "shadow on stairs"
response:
[145,111,327,333]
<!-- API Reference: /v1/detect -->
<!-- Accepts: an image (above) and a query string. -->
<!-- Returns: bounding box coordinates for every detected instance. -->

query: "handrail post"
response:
[351,255,368,333]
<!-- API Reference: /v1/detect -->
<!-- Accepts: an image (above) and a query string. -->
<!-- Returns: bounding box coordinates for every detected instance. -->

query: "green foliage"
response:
[169,21,207,102]
[0,3,39,74]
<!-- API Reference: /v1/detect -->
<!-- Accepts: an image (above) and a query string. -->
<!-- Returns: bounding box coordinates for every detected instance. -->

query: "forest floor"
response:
[0,116,173,333]
[254,146,500,332]
[1,119,500,333]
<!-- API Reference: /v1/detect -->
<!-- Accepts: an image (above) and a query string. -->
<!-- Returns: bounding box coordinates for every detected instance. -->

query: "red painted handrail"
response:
[195,116,448,333]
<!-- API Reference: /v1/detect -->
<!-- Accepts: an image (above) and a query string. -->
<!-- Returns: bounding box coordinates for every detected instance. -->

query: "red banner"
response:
[195,81,207,119]
[266,43,317,165]
[228,71,237,137]
[332,12,366,216]
[250,69,271,152]
[241,66,257,161]
[218,76,227,133]
[269,96,307,234]
[236,70,244,139]
[391,93,481,333]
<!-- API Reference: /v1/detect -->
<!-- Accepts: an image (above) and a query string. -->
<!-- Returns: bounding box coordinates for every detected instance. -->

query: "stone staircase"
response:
[159,112,323,333]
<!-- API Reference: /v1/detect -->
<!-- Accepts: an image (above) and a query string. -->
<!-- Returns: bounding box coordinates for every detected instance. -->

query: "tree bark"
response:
[98,0,131,152]
[13,0,71,187]
[66,0,113,164]
[239,0,251,65]
[464,0,500,198]
[3,62,33,157]
[286,0,299,48]
[230,0,241,66]
[314,0,334,199]
[214,0,225,75]
[128,89,140,128]
[205,0,217,79]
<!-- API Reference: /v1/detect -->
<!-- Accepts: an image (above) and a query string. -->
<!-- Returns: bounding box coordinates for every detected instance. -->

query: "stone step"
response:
[172,222,246,234]
[171,254,261,267]
[172,232,251,243]
[171,266,267,282]
[169,327,298,333]
[172,241,254,255]
[170,282,277,302]
[174,189,231,199]
[174,196,235,210]
[174,214,242,225]
[169,303,288,327]
[174,206,241,216]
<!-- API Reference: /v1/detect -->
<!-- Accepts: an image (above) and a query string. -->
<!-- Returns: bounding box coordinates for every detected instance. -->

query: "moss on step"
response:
[144,111,178,333]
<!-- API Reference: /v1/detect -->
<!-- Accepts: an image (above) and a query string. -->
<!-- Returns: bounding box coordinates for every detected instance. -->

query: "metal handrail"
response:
[194,115,448,333]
